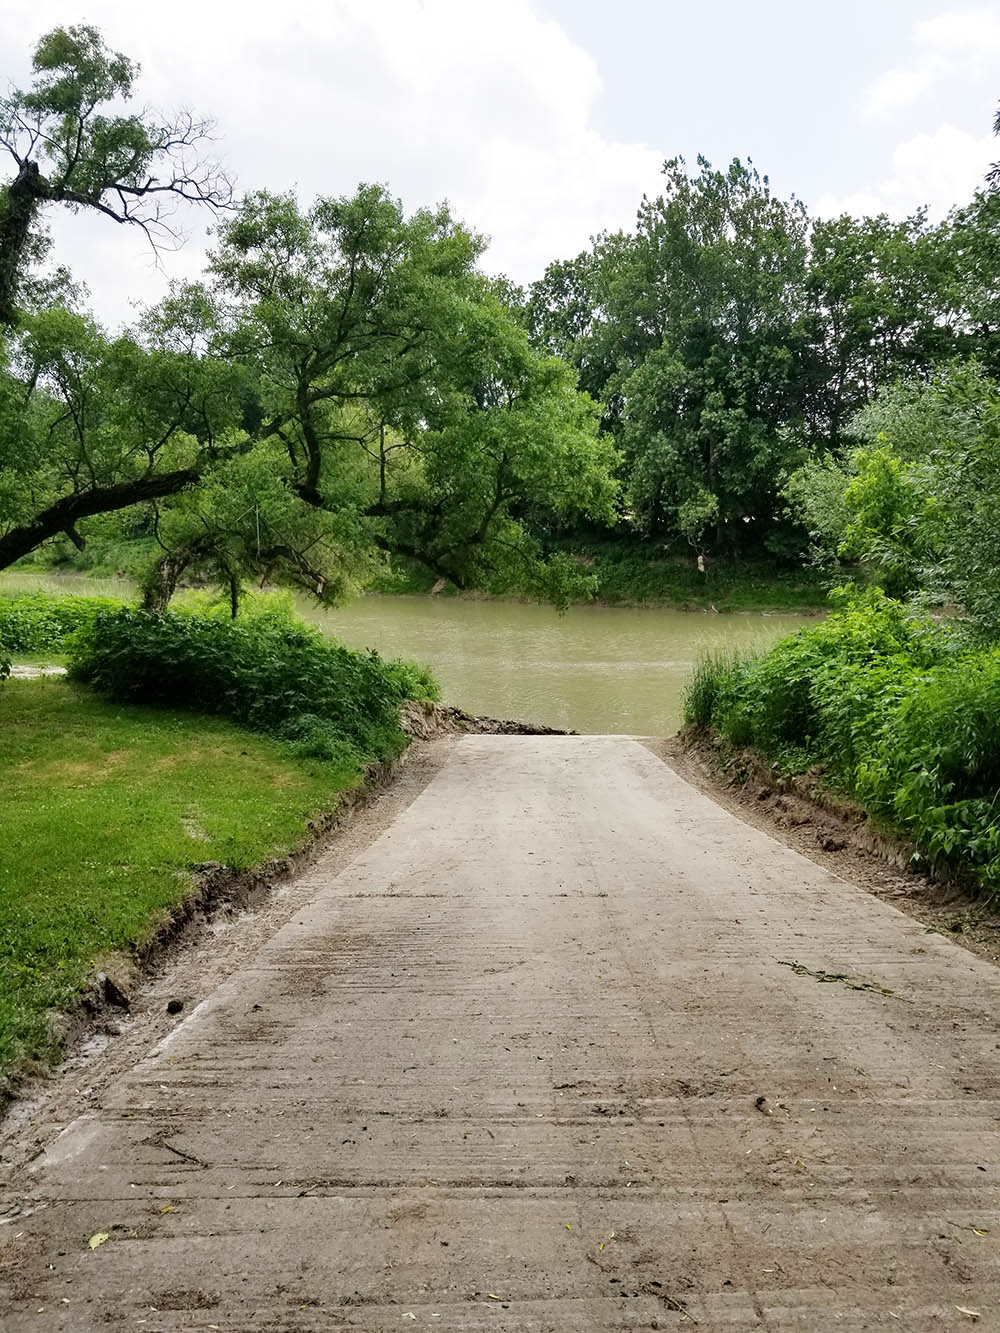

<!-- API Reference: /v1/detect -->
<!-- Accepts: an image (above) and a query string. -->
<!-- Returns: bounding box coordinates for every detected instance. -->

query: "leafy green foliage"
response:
[786,365,1000,630]
[382,657,440,703]
[527,158,971,558]
[0,589,123,651]
[685,590,1000,891]
[854,654,1000,877]
[617,159,810,548]
[68,604,435,762]
[837,445,929,595]
[193,186,618,607]
[578,542,831,608]
[780,454,852,566]
[803,211,960,449]
[0,298,247,572]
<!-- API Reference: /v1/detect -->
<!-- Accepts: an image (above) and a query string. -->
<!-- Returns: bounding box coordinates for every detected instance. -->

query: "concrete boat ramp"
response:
[3,735,1000,1329]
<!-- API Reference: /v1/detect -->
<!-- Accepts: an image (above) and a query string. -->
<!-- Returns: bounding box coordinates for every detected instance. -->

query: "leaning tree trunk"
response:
[0,162,45,328]
[141,549,193,612]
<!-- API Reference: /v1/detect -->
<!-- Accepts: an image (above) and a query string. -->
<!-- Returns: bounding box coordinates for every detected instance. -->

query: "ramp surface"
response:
[4,736,1000,1329]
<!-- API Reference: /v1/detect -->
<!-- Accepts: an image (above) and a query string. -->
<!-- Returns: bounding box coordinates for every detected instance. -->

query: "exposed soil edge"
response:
[654,727,1000,970]
[6,702,569,1109]
[400,699,573,738]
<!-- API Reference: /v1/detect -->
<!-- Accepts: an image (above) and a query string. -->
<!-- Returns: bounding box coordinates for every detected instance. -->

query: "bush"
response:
[855,652,1000,883]
[684,589,1000,891]
[68,606,438,763]
[383,657,440,703]
[0,591,124,653]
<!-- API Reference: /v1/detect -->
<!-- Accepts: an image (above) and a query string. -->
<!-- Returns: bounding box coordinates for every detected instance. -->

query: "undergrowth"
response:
[683,587,1000,892]
[68,600,438,765]
[0,589,124,652]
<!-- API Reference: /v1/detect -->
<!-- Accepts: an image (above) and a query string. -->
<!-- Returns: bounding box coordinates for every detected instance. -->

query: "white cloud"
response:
[863,67,936,121]
[817,122,995,219]
[823,6,1000,220]
[0,0,666,328]
[862,6,1000,120]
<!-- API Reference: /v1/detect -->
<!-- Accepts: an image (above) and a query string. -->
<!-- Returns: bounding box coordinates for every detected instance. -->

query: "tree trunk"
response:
[0,468,200,572]
[0,161,46,327]
[141,550,192,612]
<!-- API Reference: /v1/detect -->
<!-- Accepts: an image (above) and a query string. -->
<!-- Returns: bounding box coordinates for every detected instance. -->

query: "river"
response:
[1,571,810,734]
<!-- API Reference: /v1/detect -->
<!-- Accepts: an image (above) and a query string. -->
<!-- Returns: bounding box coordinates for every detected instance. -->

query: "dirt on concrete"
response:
[3,735,1000,1329]
[658,730,1000,971]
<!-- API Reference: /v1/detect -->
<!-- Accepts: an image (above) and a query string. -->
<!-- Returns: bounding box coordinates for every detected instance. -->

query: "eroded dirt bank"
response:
[3,736,1000,1329]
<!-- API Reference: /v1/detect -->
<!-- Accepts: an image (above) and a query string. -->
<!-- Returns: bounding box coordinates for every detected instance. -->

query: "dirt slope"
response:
[3,735,1000,1329]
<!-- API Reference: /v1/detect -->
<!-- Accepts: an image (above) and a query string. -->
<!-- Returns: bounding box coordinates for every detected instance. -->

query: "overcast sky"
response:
[2,0,999,328]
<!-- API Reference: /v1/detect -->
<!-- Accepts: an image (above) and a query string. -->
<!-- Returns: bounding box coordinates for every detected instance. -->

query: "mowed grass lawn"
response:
[1,676,366,1084]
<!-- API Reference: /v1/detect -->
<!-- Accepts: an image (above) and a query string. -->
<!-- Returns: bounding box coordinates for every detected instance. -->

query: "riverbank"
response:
[373,545,832,611]
[0,675,566,1103]
[14,540,833,612]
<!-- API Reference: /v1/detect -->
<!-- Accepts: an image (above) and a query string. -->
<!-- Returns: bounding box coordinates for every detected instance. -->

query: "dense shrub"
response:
[68,606,438,763]
[0,591,124,653]
[684,590,1000,891]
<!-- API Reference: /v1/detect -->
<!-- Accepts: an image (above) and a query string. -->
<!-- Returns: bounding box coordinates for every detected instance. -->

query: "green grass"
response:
[0,677,371,1085]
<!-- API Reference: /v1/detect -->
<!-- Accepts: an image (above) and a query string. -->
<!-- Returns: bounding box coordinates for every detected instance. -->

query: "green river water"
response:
[2,571,810,734]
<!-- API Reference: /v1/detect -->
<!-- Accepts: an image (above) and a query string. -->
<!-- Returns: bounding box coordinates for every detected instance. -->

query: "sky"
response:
[2,0,999,328]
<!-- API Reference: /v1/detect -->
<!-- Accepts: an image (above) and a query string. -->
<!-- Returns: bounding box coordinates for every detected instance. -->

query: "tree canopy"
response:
[0,30,617,610]
[0,25,232,327]
[6,22,1000,616]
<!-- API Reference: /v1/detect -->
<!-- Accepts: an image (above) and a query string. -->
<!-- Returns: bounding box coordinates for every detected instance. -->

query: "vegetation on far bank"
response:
[370,548,831,610]
[9,544,833,614]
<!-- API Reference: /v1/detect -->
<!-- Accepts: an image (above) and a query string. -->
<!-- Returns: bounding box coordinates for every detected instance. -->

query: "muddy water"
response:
[1,571,809,734]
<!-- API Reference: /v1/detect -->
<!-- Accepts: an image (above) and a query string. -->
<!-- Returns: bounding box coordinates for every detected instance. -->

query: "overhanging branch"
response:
[0,467,200,570]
